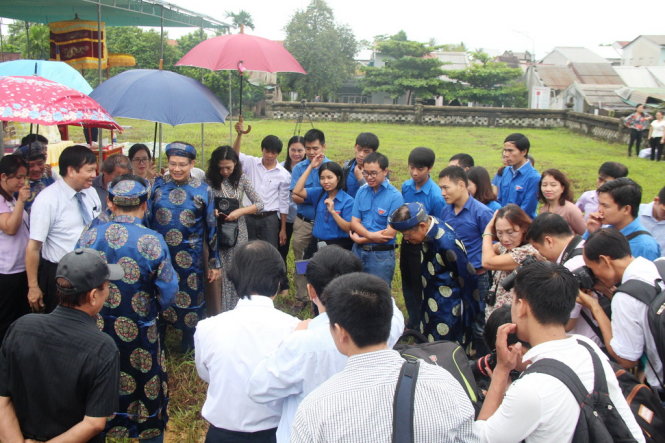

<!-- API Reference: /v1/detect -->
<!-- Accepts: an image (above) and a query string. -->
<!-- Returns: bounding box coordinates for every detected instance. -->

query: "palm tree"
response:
[225,10,255,33]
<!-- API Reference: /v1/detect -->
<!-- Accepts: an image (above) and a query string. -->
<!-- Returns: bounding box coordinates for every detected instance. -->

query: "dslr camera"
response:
[501,256,597,292]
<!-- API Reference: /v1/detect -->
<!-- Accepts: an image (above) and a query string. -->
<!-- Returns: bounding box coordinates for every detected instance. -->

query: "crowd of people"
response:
[0,125,663,443]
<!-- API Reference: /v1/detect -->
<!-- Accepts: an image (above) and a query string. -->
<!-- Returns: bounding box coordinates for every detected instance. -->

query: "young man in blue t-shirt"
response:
[350,153,404,286]
[496,133,540,218]
[400,147,444,329]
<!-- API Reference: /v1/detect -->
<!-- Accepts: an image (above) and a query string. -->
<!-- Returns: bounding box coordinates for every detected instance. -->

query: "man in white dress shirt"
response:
[580,228,664,394]
[291,272,476,443]
[474,260,643,443]
[25,145,101,313]
[233,121,290,249]
[195,240,299,443]
[248,246,405,443]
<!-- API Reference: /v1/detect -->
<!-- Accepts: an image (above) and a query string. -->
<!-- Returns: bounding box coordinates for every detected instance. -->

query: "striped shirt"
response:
[291,349,478,443]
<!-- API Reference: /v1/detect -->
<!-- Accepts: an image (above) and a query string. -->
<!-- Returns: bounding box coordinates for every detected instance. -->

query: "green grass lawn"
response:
[103,118,662,442]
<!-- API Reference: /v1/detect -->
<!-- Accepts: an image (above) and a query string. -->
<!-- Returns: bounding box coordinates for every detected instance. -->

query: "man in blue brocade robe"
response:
[78,175,178,442]
[147,142,221,352]
[389,202,478,347]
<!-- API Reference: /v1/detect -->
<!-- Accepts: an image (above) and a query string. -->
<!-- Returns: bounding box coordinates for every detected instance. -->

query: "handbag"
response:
[218,220,239,248]
[215,187,244,249]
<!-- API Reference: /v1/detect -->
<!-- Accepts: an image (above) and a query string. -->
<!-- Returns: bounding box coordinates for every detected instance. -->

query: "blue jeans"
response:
[352,244,395,287]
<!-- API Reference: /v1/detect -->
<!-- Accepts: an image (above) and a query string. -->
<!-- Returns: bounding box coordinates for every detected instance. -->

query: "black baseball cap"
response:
[56,248,124,294]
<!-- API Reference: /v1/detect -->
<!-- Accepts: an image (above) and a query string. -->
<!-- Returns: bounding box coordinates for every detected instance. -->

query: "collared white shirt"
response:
[29,179,101,263]
[239,153,291,214]
[557,239,602,346]
[291,349,477,443]
[248,301,404,443]
[194,295,299,432]
[474,335,644,443]
[611,256,664,388]
[639,202,665,256]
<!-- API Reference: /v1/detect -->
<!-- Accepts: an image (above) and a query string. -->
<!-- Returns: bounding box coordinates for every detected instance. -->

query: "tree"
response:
[361,31,446,104]
[5,21,50,59]
[283,0,357,101]
[442,50,527,107]
[226,10,255,32]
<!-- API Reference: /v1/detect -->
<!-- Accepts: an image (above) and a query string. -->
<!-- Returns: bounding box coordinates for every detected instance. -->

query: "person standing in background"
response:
[14,139,53,214]
[278,136,305,295]
[538,169,586,235]
[495,133,540,219]
[342,132,379,198]
[647,110,665,161]
[624,103,651,157]
[290,129,330,307]
[400,147,444,330]
[0,155,30,341]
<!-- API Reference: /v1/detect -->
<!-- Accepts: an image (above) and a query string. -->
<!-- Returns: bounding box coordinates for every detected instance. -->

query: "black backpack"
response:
[614,365,665,443]
[395,330,480,413]
[341,159,354,192]
[523,339,638,443]
[614,259,665,389]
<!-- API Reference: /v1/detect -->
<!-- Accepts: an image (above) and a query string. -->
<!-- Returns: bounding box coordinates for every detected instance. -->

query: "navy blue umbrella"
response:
[90,69,228,126]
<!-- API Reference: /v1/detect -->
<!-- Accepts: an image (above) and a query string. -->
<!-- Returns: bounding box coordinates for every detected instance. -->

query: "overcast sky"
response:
[167,0,652,59]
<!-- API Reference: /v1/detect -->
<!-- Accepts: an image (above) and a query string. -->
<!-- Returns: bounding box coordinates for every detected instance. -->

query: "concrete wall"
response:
[265,101,628,143]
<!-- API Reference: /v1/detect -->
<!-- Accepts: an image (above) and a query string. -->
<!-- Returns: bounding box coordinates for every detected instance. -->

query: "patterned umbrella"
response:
[0,75,121,130]
[0,60,93,94]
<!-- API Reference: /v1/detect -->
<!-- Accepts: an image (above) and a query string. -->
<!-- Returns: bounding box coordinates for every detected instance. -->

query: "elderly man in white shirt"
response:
[638,186,665,256]
[25,145,101,313]
[474,260,643,443]
[248,246,405,443]
[195,240,299,443]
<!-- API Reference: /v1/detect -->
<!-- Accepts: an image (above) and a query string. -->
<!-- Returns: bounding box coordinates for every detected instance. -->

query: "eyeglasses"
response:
[132,157,150,164]
[495,230,521,239]
[361,170,381,178]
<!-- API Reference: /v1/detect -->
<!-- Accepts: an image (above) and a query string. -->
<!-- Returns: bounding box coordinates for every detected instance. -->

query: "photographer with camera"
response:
[526,213,603,346]
[580,228,665,392]
[474,261,643,442]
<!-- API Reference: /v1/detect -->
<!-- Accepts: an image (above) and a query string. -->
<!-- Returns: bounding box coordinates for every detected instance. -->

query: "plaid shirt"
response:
[291,349,478,443]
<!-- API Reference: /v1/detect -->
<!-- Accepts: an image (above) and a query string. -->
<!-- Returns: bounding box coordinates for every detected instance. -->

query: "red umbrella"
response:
[0,75,121,131]
[175,31,306,121]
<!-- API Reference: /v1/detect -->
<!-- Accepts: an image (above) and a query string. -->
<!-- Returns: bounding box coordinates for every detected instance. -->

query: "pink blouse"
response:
[539,200,586,235]
[0,195,29,274]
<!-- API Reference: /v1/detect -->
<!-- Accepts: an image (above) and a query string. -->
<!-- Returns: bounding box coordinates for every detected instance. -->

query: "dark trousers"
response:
[628,129,644,156]
[37,257,59,313]
[0,271,29,341]
[400,241,423,330]
[277,221,294,290]
[650,137,664,161]
[246,213,279,249]
[205,426,276,443]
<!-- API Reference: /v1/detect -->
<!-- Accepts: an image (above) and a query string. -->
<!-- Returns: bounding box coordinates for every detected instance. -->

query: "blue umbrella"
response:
[90,69,228,126]
[0,59,93,94]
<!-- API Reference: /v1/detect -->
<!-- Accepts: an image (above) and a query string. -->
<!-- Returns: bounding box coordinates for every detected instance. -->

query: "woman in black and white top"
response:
[648,110,665,161]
